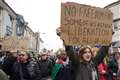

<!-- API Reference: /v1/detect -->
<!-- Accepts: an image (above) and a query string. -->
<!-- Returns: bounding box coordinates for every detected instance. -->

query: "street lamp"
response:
[35,32,45,54]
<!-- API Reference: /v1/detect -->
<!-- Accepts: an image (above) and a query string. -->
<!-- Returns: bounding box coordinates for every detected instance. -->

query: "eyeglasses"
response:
[41,54,46,56]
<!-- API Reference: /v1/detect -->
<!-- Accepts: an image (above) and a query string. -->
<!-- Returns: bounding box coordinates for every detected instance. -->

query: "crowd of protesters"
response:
[0,30,120,80]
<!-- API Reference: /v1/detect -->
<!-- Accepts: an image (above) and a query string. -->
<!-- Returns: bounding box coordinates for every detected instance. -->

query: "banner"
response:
[61,2,113,45]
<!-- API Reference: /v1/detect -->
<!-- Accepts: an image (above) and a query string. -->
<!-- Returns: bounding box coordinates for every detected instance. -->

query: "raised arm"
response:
[65,45,79,68]
[56,27,79,68]
[93,46,109,67]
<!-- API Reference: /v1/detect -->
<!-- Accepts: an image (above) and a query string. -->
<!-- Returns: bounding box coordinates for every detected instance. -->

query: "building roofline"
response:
[104,0,120,8]
[3,0,17,15]
[1,0,17,18]
[26,26,35,35]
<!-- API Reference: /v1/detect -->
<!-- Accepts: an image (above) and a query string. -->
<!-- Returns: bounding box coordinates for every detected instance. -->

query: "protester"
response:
[12,50,41,80]
[108,48,120,80]
[111,48,120,80]
[38,49,53,80]
[51,48,73,80]
[98,58,108,80]
[56,27,109,80]
[2,50,17,80]
[51,50,64,80]
[65,45,109,80]
[92,45,109,80]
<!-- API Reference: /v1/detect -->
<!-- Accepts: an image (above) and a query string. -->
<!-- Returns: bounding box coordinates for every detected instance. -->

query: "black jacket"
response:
[38,59,53,78]
[2,56,16,80]
[65,45,109,80]
[12,60,41,80]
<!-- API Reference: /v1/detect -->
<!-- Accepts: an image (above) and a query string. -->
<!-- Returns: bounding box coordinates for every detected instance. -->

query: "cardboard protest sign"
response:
[3,36,17,51]
[3,36,28,51]
[18,37,28,51]
[61,2,113,46]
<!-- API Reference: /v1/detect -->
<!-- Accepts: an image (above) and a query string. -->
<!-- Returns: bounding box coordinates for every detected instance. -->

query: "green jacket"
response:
[51,63,62,80]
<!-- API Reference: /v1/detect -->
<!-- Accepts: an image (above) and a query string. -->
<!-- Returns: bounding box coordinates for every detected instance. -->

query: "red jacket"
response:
[98,62,108,80]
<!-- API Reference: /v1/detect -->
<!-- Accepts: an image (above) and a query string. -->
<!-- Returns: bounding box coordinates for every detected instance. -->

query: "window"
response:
[0,6,3,15]
[6,26,12,36]
[16,25,24,36]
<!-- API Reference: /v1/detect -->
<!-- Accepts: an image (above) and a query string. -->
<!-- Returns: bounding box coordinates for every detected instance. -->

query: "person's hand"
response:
[113,73,117,76]
[56,27,65,45]
[101,70,107,74]
[56,27,61,36]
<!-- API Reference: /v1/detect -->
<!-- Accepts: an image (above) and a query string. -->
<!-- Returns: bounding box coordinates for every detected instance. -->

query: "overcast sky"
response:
[5,0,117,51]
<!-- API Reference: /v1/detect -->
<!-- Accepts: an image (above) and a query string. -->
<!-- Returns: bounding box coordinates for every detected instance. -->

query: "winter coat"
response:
[12,60,41,80]
[38,59,53,78]
[108,56,118,80]
[2,56,17,80]
[65,46,109,80]
[51,61,74,80]
[51,63,62,80]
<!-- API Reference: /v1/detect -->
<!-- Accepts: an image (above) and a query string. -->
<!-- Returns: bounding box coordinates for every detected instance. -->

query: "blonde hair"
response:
[55,48,66,56]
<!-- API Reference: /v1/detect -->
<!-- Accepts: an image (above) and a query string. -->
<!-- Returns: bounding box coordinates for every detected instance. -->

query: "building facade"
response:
[15,13,40,53]
[0,0,16,50]
[105,0,120,42]
[0,0,16,38]
[0,0,41,53]
[24,26,40,53]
